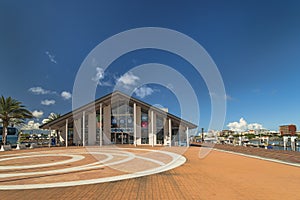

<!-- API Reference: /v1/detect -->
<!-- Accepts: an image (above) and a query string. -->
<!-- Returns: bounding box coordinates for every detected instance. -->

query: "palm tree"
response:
[0,96,33,145]
[46,113,61,144]
[47,113,61,122]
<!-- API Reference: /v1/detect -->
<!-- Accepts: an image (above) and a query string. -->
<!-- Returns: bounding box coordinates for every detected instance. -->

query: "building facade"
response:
[40,91,197,147]
[279,125,297,136]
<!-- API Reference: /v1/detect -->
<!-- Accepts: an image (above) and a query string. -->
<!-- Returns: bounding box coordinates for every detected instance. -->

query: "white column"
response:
[88,111,96,145]
[186,127,189,147]
[83,111,85,147]
[48,127,51,148]
[168,119,172,147]
[283,136,288,150]
[100,103,103,147]
[151,110,154,147]
[133,103,137,147]
[65,119,68,147]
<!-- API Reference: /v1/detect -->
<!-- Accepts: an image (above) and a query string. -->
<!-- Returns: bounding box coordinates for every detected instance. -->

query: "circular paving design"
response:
[0,147,186,190]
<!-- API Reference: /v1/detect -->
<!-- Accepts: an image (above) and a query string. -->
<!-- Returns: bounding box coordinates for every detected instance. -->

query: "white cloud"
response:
[227,118,264,132]
[91,67,113,87]
[227,118,248,132]
[134,86,154,98]
[21,120,41,130]
[248,123,263,130]
[61,91,72,100]
[32,110,44,118]
[225,94,234,101]
[92,67,104,84]
[41,99,55,106]
[116,72,140,89]
[29,87,53,95]
[45,51,57,64]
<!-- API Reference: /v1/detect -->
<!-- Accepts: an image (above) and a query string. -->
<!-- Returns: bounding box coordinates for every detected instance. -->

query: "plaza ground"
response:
[0,145,299,200]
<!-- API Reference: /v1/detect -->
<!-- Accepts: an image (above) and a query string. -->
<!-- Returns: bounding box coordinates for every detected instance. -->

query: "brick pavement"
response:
[0,146,299,200]
[208,143,300,164]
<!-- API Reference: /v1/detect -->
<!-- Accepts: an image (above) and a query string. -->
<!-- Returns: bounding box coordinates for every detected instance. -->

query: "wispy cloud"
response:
[91,67,113,86]
[225,94,234,101]
[209,92,235,101]
[29,87,56,95]
[32,110,44,118]
[61,91,72,100]
[92,67,104,84]
[41,99,55,106]
[134,86,154,98]
[116,72,140,90]
[45,51,57,64]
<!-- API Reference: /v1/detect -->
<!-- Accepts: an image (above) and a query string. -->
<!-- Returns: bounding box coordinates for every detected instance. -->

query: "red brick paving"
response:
[0,146,299,200]
[209,143,300,164]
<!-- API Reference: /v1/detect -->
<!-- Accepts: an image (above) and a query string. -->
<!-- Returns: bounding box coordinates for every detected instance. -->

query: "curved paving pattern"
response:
[0,147,186,190]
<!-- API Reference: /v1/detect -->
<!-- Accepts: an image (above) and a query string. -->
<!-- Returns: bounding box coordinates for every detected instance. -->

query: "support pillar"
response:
[65,119,68,147]
[82,111,85,147]
[103,105,111,145]
[133,103,137,146]
[169,118,172,147]
[99,103,103,147]
[186,126,189,147]
[88,111,96,145]
[151,110,154,147]
[48,127,51,148]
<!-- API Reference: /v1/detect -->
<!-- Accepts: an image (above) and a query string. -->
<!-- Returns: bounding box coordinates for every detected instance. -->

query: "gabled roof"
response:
[40,91,197,129]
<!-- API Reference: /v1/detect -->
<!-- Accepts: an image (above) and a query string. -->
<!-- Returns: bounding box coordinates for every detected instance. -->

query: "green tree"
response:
[46,113,61,144]
[47,113,61,122]
[0,96,33,145]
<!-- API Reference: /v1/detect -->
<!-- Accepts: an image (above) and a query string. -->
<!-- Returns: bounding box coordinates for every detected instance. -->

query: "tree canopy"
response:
[0,96,33,145]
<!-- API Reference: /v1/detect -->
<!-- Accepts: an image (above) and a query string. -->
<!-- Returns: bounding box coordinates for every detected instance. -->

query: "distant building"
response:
[249,130,255,134]
[219,130,235,137]
[279,125,297,136]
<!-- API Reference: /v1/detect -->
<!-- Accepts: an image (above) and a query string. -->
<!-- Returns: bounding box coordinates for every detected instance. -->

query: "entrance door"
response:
[111,132,130,144]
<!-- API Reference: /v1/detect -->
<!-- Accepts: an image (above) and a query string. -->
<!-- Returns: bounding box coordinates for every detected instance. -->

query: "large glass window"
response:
[96,112,103,145]
[156,116,164,144]
[68,128,74,145]
[110,100,134,144]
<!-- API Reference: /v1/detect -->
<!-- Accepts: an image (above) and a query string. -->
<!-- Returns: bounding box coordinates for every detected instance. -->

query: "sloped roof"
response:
[40,91,197,129]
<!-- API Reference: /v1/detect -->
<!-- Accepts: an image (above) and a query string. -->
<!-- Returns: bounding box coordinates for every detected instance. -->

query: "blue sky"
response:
[1,0,300,131]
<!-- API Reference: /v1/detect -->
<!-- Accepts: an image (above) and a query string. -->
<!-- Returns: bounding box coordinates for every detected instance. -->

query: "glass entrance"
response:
[111,131,132,144]
[110,100,134,144]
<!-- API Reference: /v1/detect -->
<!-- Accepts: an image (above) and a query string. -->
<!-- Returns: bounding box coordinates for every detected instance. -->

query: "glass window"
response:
[0,127,18,135]
[110,101,134,139]
[141,109,149,144]
[156,116,164,144]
